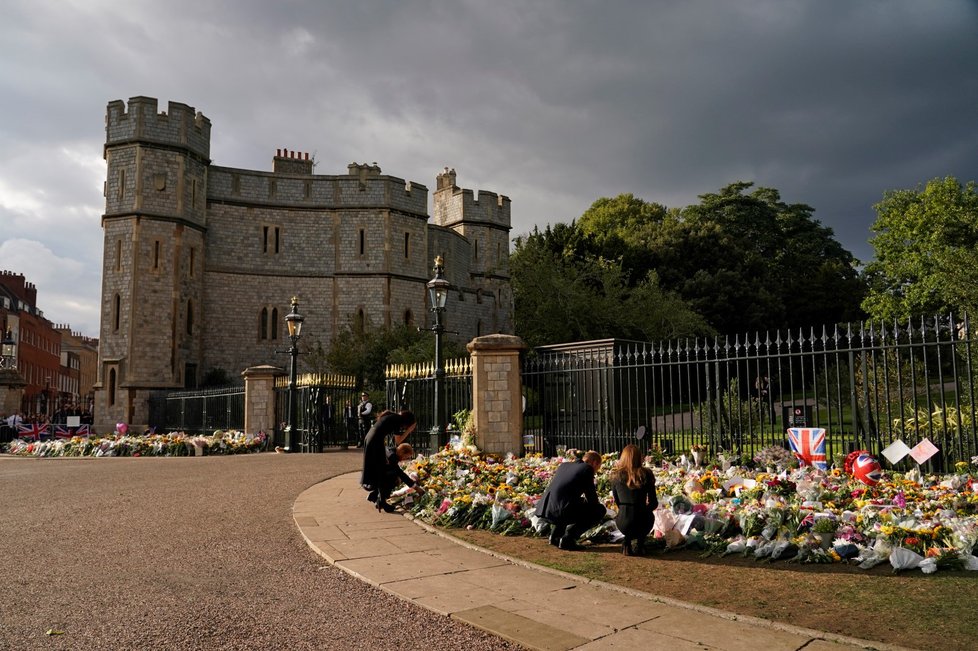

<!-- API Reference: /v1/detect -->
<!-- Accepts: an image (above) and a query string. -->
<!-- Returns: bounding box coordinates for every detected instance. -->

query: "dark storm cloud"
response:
[1,0,976,334]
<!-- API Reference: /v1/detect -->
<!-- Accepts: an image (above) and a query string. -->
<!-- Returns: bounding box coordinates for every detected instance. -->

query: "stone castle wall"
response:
[96,96,513,431]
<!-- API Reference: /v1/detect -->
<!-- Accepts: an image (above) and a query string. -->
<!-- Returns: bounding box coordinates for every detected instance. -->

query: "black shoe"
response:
[558,537,583,551]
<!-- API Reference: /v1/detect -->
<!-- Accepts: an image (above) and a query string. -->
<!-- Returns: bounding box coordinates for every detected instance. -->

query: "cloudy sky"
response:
[1,1,976,338]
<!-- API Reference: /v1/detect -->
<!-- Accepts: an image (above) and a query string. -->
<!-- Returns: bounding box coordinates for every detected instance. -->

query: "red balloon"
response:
[851,453,882,486]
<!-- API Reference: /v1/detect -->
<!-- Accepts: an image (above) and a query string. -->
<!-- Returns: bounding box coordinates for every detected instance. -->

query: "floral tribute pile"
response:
[3,430,267,458]
[397,444,978,574]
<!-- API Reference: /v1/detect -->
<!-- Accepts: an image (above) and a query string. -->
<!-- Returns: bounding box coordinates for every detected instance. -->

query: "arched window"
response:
[186,300,193,336]
[113,294,121,332]
[108,368,116,407]
[260,308,268,340]
[271,308,279,340]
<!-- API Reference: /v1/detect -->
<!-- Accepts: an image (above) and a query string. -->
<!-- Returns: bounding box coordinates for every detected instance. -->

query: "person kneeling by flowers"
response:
[361,410,423,513]
[534,450,605,551]
[610,444,658,556]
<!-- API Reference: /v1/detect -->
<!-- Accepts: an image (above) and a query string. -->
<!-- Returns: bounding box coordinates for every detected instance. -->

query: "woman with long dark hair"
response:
[610,444,658,556]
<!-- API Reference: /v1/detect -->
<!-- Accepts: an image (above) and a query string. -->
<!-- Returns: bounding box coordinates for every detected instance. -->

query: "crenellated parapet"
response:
[207,162,429,216]
[432,167,511,229]
[106,96,211,160]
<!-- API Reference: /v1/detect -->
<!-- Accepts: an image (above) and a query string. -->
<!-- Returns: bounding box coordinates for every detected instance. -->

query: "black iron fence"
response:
[148,385,245,435]
[522,315,978,470]
[273,372,359,452]
[385,359,473,455]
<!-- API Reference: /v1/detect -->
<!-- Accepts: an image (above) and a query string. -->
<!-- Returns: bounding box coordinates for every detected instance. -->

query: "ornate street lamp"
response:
[284,297,304,452]
[426,256,450,447]
[0,329,15,370]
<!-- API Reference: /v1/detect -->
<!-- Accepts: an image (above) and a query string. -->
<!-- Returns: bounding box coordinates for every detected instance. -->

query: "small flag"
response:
[17,423,48,440]
[787,427,827,470]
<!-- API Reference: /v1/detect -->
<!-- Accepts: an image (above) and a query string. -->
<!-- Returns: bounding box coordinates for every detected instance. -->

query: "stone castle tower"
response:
[95,97,512,431]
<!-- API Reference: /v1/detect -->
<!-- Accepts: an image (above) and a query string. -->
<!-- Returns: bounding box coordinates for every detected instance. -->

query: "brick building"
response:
[0,271,62,417]
[55,326,99,413]
[95,96,513,432]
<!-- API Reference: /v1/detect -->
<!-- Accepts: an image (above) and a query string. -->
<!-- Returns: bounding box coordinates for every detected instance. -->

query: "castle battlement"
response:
[432,168,511,228]
[207,163,429,215]
[106,96,211,160]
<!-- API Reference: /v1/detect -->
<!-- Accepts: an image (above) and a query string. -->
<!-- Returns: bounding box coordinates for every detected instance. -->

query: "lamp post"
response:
[426,256,450,448]
[284,296,304,452]
[0,329,15,370]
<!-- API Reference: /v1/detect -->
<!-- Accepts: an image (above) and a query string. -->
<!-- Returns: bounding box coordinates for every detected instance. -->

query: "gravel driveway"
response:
[0,452,518,650]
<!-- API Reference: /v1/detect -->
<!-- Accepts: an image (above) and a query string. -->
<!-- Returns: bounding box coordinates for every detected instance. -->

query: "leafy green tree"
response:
[324,315,467,391]
[510,226,712,347]
[571,185,866,334]
[863,177,978,320]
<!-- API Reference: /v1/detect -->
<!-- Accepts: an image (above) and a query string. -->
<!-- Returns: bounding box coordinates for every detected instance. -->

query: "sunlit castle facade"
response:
[94,96,512,431]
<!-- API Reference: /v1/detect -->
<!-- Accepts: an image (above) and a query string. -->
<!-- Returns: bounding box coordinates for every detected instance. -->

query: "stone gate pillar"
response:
[467,334,527,456]
[242,365,285,435]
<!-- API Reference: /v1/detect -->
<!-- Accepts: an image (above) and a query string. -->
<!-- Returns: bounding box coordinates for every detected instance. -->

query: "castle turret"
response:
[96,97,210,431]
[431,168,513,335]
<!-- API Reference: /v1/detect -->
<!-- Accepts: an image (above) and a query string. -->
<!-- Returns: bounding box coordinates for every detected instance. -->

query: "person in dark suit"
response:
[320,394,335,447]
[534,450,605,550]
[610,443,658,556]
[361,410,418,513]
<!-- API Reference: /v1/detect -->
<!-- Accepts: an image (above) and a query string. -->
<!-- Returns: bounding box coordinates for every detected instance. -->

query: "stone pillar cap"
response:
[242,365,286,378]
[467,334,527,353]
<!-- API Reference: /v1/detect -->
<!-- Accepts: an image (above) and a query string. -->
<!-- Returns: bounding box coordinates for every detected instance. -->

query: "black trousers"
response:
[552,502,606,541]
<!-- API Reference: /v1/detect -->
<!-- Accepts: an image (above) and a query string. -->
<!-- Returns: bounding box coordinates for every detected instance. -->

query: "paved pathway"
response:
[295,472,914,651]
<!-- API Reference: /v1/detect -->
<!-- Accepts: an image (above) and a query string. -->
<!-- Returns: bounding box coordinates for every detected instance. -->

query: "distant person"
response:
[610,444,658,556]
[534,450,605,551]
[320,394,334,447]
[343,400,357,445]
[356,392,373,447]
[360,410,418,513]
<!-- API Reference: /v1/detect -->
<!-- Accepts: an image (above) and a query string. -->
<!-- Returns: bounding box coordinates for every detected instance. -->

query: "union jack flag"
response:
[17,423,48,440]
[787,427,827,470]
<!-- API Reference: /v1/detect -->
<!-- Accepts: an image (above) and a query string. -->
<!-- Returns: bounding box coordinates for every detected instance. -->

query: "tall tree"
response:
[863,177,978,321]
[510,226,712,348]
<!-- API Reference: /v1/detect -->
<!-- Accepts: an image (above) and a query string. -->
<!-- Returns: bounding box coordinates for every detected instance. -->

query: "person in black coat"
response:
[610,443,658,556]
[534,450,605,550]
[360,410,418,512]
